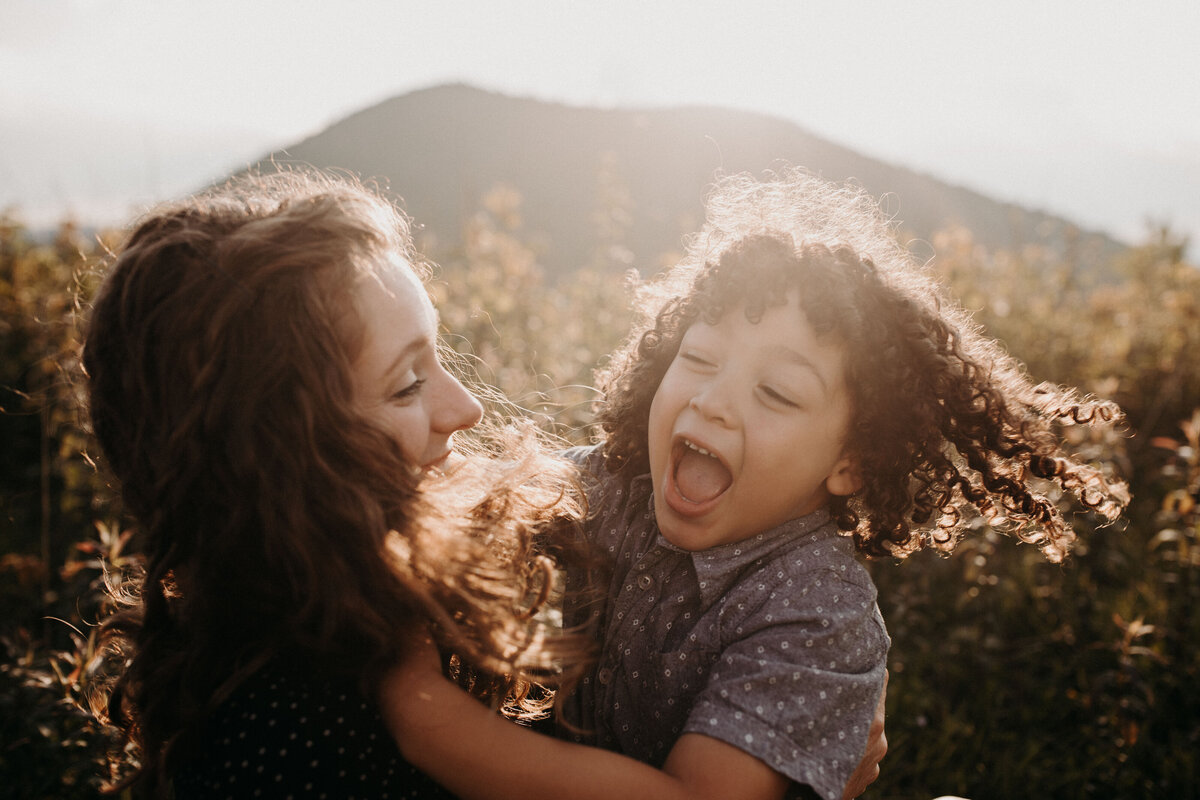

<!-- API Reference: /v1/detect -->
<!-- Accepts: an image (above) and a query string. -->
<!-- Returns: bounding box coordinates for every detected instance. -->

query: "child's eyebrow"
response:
[766,345,829,394]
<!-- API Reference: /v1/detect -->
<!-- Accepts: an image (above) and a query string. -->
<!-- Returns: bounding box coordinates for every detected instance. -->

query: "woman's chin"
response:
[439,451,468,475]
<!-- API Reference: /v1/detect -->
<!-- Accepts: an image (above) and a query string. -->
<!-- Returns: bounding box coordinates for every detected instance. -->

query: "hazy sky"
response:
[3,0,1198,246]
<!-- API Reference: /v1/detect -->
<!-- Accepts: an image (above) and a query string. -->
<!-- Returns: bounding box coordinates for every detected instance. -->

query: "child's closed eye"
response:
[759,385,801,408]
[680,349,717,368]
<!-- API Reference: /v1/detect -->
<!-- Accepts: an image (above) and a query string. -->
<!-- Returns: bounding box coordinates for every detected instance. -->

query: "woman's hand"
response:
[841,670,888,800]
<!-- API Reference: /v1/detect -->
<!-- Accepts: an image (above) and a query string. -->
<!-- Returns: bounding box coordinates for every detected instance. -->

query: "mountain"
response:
[247,83,1123,273]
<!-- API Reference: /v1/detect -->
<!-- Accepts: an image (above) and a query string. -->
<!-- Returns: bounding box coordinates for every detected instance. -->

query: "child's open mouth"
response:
[670,438,732,507]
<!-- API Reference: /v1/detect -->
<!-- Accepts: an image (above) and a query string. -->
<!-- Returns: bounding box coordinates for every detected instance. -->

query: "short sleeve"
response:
[682,569,888,800]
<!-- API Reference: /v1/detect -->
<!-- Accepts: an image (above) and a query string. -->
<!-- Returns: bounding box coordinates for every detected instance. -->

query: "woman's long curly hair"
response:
[596,169,1128,562]
[83,170,592,794]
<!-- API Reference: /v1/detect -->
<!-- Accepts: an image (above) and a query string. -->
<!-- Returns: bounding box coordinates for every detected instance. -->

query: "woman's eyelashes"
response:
[390,378,425,404]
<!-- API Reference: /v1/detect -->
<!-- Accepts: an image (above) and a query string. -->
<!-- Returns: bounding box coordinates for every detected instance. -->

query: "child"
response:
[388,169,1126,800]
[84,170,594,797]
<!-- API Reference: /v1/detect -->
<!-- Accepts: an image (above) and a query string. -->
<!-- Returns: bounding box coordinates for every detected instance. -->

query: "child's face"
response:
[647,293,860,550]
[350,258,483,472]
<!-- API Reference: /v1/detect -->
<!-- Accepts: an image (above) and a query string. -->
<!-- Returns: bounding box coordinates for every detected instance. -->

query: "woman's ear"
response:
[826,452,863,497]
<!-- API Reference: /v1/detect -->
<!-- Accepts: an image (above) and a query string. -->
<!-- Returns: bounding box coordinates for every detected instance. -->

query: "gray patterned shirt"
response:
[560,446,889,800]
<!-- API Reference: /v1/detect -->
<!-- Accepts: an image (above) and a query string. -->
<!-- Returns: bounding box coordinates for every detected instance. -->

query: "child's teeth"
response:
[685,440,712,457]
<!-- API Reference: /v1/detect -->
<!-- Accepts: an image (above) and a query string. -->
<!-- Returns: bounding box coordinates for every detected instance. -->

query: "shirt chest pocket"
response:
[639,647,721,719]
[609,647,721,766]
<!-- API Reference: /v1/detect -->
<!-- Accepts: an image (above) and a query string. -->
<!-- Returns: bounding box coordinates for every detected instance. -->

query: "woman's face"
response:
[349,258,483,471]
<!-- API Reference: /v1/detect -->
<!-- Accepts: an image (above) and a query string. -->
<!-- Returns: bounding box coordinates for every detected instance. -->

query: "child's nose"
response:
[688,382,736,427]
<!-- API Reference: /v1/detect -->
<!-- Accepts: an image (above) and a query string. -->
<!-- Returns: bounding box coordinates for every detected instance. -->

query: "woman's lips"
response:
[420,450,454,475]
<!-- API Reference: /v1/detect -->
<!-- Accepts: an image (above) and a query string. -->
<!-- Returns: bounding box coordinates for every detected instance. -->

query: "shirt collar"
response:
[639,481,839,606]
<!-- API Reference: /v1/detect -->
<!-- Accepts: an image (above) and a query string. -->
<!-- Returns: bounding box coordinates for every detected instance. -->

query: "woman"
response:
[85,170,589,797]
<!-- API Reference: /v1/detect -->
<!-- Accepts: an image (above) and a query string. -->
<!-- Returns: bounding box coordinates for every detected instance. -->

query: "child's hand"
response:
[841,670,888,800]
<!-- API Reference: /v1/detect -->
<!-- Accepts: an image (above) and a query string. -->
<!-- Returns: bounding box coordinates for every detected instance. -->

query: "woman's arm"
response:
[380,659,886,800]
[382,664,789,800]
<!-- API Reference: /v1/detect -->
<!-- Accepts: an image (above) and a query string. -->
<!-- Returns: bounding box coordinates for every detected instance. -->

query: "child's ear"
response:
[826,452,863,497]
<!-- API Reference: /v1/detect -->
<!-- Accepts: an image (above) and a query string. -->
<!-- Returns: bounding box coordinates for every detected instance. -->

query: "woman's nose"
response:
[435,370,484,434]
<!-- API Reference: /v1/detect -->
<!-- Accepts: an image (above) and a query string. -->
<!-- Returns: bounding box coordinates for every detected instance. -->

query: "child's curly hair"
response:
[596,169,1127,562]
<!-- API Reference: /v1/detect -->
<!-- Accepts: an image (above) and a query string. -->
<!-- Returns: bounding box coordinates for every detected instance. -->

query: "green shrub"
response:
[2,200,1197,798]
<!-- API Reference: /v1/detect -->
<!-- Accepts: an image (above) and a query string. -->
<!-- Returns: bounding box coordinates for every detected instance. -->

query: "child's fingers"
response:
[841,672,888,800]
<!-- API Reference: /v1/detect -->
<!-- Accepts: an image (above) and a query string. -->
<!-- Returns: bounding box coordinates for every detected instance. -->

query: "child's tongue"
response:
[675,448,732,503]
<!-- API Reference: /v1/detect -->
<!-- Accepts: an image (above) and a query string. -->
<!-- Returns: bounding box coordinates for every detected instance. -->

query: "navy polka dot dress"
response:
[173,661,457,799]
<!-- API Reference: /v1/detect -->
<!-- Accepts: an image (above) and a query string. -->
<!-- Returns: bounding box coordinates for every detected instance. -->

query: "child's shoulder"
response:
[560,443,635,510]
[743,522,877,595]
[560,443,604,473]
[712,526,889,667]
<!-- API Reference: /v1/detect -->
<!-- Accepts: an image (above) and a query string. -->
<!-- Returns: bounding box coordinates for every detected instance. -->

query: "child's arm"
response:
[382,663,790,800]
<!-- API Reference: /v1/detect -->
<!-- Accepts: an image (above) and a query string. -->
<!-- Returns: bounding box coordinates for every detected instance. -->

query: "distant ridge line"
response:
[246,83,1123,273]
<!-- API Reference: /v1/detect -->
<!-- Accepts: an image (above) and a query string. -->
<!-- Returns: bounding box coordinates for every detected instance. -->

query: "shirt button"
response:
[638,574,653,590]
[597,667,613,685]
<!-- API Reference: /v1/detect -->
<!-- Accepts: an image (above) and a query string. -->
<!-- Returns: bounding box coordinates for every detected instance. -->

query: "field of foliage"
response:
[2,188,1197,799]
